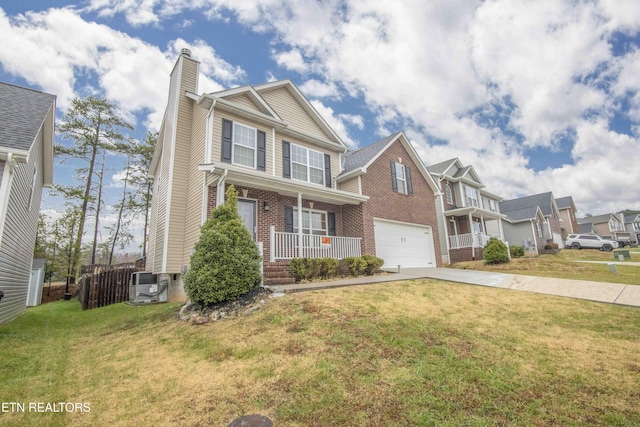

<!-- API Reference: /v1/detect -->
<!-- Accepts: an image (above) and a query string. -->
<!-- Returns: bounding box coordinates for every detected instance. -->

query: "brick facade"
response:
[359,141,442,265]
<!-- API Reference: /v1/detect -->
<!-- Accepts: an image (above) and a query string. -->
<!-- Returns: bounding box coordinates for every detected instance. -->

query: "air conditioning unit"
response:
[129,272,168,304]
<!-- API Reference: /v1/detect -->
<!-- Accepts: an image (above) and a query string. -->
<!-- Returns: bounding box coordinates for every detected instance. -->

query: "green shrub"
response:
[362,254,384,275]
[510,245,525,258]
[318,258,339,279]
[483,237,510,265]
[183,185,262,306]
[342,256,368,277]
[544,243,559,250]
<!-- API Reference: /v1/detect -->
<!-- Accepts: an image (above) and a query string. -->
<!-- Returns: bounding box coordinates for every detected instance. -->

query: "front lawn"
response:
[452,248,640,284]
[1,280,639,426]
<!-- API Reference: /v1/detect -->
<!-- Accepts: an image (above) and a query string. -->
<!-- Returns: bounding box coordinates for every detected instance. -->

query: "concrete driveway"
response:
[269,267,640,308]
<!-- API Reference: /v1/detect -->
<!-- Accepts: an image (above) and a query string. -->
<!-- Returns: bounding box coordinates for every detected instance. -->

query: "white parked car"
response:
[564,234,618,251]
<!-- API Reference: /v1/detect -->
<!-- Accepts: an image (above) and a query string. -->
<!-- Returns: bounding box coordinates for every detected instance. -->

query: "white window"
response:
[536,222,543,238]
[233,122,257,168]
[394,162,407,194]
[291,144,324,185]
[445,184,453,204]
[465,186,480,208]
[489,199,497,212]
[293,208,327,235]
[634,222,640,231]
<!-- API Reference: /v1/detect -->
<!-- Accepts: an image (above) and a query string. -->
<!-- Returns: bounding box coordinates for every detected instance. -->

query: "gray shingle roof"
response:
[342,132,401,173]
[500,192,554,217]
[426,158,457,175]
[577,213,613,224]
[555,196,573,210]
[0,82,56,152]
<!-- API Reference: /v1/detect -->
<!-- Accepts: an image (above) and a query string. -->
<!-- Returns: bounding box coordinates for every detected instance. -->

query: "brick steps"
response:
[263,262,296,285]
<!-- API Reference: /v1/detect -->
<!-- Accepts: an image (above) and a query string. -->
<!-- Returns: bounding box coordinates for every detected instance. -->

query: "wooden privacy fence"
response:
[79,263,137,310]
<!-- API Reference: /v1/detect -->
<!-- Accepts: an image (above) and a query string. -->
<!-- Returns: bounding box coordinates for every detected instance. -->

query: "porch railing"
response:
[449,232,498,249]
[270,226,362,261]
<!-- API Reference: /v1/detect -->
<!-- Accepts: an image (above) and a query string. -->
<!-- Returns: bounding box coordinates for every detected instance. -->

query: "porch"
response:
[270,226,362,261]
[449,232,496,249]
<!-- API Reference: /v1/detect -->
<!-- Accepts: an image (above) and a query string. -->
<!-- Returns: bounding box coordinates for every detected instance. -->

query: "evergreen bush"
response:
[362,254,384,275]
[509,245,525,258]
[183,185,262,306]
[483,237,510,265]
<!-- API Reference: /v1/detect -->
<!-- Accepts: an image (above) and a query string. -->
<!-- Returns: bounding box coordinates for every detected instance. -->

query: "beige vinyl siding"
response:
[260,87,328,140]
[273,135,341,186]
[182,105,207,267]
[0,135,44,325]
[210,112,273,173]
[227,94,262,114]
[337,176,360,194]
[164,87,195,273]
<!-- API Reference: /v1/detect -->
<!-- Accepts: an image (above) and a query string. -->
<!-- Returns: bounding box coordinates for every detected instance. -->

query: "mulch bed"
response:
[40,284,79,304]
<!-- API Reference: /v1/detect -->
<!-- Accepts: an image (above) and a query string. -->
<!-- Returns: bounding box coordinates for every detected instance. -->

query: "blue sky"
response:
[1,0,640,251]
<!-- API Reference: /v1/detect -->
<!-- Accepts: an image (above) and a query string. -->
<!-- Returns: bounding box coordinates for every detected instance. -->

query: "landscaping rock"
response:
[178,286,273,324]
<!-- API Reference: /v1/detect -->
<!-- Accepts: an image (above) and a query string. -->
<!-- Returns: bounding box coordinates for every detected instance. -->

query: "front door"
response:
[238,199,257,240]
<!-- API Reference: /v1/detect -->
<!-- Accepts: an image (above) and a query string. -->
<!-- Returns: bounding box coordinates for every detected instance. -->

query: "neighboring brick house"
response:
[500,192,564,249]
[336,132,442,269]
[427,158,506,264]
[577,213,628,241]
[0,82,55,324]
[147,51,442,301]
[555,196,579,241]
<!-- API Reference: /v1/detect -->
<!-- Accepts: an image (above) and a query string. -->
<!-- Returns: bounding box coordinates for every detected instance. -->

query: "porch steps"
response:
[263,261,296,286]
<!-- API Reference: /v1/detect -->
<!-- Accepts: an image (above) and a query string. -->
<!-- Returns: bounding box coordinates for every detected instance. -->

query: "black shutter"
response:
[282,141,291,178]
[257,130,266,171]
[284,206,294,232]
[327,212,336,236]
[390,160,398,192]
[406,165,413,195]
[324,154,332,188]
[221,119,232,163]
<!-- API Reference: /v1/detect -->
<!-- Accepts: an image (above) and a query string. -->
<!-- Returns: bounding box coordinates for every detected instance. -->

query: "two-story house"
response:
[0,82,55,325]
[427,158,506,264]
[500,192,564,250]
[147,50,442,301]
[555,196,579,241]
[623,213,640,244]
[577,213,628,241]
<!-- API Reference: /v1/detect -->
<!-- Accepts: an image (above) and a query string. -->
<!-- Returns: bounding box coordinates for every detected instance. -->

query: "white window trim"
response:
[232,122,257,169]
[465,185,480,208]
[293,207,328,235]
[394,162,407,194]
[291,143,325,186]
[445,184,453,204]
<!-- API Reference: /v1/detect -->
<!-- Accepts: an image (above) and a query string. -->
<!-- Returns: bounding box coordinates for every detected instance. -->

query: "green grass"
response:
[452,248,640,284]
[2,281,640,426]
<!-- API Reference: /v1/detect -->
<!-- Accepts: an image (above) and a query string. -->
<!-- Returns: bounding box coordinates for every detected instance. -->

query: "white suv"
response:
[564,234,618,251]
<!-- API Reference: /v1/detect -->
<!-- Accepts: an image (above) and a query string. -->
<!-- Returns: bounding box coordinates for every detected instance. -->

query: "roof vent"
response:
[181,48,192,58]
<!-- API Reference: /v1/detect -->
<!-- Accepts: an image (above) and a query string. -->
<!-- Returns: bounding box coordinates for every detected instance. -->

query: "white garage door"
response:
[373,219,436,268]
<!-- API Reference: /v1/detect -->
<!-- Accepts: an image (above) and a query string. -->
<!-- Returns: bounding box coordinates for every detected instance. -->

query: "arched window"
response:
[445,184,453,205]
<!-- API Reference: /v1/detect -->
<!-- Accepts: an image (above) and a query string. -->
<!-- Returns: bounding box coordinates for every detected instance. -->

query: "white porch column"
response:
[297,192,303,258]
[498,217,505,242]
[215,170,227,207]
[469,212,475,259]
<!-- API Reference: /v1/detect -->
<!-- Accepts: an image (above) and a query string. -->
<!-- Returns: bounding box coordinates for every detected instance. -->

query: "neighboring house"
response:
[500,192,564,249]
[0,82,55,325]
[577,213,629,241]
[147,50,442,302]
[427,158,506,264]
[555,196,579,241]
[500,205,548,255]
[623,214,640,244]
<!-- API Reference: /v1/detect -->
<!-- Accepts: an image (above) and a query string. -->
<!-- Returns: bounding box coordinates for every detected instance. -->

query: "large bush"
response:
[509,245,525,258]
[183,185,262,306]
[483,237,510,265]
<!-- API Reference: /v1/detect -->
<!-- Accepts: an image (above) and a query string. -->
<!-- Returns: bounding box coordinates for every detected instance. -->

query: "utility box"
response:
[129,272,167,304]
[613,249,630,261]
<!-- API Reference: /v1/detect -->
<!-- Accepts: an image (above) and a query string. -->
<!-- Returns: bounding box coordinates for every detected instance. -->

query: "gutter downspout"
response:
[0,153,21,248]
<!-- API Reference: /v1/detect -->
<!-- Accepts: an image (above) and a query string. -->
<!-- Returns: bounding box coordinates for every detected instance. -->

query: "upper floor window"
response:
[391,161,413,195]
[488,199,497,213]
[609,220,622,231]
[465,185,480,208]
[445,184,453,205]
[221,119,266,171]
[633,222,640,231]
[291,144,325,185]
[233,123,257,168]
[536,222,543,238]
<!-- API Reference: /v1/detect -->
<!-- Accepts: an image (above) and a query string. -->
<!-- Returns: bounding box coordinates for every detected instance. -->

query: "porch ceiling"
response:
[445,206,507,220]
[199,163,368,205]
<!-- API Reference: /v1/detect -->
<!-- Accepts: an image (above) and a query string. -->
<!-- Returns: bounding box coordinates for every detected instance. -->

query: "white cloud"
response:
[273,49,308,73]
[309,100,361,148]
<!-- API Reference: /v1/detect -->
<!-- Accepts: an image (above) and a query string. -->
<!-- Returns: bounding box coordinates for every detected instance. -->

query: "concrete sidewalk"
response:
[268,267,640,308]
